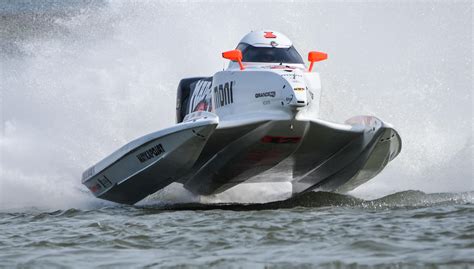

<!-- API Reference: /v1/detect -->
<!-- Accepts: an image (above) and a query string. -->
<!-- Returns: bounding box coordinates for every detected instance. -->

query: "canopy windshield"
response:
[236,43,304,64]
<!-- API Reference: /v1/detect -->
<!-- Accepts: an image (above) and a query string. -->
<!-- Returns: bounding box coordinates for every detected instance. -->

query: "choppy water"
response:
[1,1,473,268]
[1,191,473,268]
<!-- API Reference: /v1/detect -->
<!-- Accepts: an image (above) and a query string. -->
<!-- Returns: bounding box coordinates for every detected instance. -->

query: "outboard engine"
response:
[176,77,212,123]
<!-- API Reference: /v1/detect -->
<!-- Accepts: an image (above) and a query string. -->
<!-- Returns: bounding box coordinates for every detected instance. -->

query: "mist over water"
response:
[0,1,472,210]
[0,2,473,268]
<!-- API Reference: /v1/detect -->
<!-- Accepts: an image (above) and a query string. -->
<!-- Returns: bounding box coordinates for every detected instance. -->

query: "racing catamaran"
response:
[82,30,402,205]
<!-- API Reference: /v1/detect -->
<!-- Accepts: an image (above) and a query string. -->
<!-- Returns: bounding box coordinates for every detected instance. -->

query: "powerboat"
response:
[82,30,402,205]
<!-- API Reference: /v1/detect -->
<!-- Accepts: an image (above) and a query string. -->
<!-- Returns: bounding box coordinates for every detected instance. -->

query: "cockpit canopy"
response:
[235,43,304,64]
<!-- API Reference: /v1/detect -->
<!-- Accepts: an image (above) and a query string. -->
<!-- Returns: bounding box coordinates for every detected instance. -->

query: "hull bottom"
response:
[83,112,401,205]
[184,115,401,196]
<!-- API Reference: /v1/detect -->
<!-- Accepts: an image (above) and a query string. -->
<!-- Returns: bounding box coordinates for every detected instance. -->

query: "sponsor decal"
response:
[89,183,102,193]
[97,175,113,189]
[136,144,166,163]
[281,73,302,79]
[262,100,271,105]
[261,136,302,144]
[214,81,234,108]
[255,91,276,98]
[294,87,305,91]
[190,80,213,113]
[281,73,303,82]
[87,174,112,193]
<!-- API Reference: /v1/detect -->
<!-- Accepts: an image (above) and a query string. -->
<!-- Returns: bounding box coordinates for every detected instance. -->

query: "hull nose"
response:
[280,70,310,108]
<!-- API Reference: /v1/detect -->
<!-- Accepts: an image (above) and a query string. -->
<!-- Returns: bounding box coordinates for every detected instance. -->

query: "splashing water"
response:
[0,1,472,210]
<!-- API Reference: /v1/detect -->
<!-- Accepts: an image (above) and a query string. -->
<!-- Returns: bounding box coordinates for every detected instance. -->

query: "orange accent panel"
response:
[222,49,245,70]
[307,51,328,72]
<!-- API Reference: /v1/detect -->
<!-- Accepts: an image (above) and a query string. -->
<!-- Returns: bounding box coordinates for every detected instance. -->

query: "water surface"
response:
[1,191,472,268]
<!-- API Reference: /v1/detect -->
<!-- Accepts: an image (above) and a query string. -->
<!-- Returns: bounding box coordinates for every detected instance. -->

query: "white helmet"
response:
[238,30,292,48]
